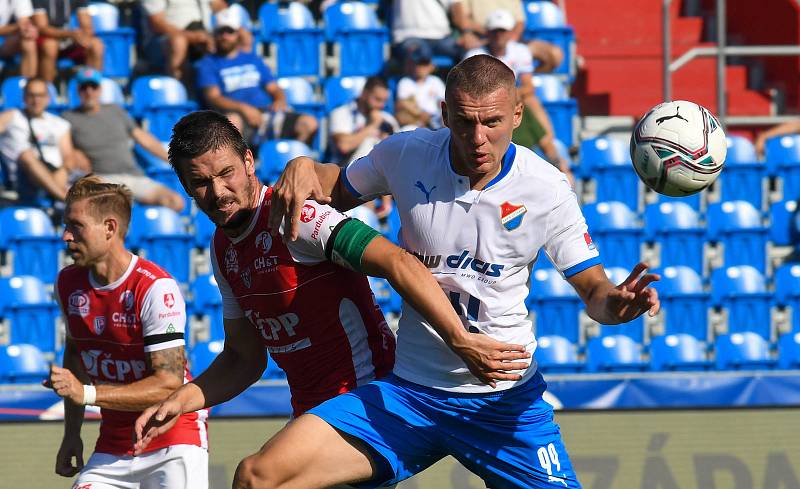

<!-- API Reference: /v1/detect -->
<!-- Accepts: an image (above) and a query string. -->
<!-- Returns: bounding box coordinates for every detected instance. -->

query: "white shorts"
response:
[72,444,208,489]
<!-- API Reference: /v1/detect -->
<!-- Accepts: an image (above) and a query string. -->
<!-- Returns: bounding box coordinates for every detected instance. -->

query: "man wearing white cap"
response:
[196,9,318,148]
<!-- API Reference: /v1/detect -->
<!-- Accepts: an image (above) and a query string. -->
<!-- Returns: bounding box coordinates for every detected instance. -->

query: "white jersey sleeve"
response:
[140,278,187,352]
[210,239,246,320]
[281,200,351,265]
[543,175,601,277]
[342,134,404,200]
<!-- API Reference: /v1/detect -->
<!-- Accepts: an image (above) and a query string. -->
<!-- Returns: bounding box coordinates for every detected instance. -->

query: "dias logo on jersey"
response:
[68,291,90,317]
[500,202,527,231]
[446,250,504,277]
[300,204,316,223]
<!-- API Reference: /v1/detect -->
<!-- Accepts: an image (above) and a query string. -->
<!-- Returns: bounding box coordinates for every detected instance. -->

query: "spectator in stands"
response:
[460,0,563,73]
[329,76,399,166]
[196,10,318,147]
[465,9,570,180]
[0,0,38,78]
[396,44,445,129]
[391,0,480,66]
[0,77,86,203]
[62,68,185,212]
[31,0,104,82]
[755,119,800,158]
[210,0,253,54]
[142,0,214,81]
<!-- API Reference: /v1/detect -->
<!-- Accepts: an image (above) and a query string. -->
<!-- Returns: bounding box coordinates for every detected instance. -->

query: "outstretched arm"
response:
[568,262,660,324]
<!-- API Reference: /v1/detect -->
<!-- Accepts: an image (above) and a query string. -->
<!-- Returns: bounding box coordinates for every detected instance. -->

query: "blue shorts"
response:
[307,372,581,488]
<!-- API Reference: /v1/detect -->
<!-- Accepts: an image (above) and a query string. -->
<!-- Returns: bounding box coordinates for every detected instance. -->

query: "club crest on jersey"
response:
[68,291,90,317]
[255,230,273,254]
[119,290,135,311]
[500,202,527,231]
[163,293,175,308]
[224,245,239,274]
[584,232,596,251]
[241,267,252,288]
[93,316,106,335]
[300,204,316,223]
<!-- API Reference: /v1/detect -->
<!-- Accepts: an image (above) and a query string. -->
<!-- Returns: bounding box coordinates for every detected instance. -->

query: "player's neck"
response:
[449,148,502,191]
[90,248,133,286]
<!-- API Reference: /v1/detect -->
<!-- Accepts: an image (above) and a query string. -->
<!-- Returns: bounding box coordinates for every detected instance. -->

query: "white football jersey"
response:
[344,128,600,392]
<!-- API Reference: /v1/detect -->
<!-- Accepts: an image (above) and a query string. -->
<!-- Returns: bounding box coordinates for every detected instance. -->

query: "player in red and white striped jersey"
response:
[46,176,208,489]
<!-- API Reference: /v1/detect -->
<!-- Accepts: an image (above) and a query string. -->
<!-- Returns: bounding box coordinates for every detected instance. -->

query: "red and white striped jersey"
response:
[56,255,208,456]
[210,186,396,416]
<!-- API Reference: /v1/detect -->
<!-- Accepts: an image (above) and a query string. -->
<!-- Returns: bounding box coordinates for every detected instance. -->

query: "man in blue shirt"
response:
[195,10,318,147]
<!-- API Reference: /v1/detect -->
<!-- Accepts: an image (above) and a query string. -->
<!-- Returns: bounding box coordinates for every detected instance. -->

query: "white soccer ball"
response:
[630,100,726,196]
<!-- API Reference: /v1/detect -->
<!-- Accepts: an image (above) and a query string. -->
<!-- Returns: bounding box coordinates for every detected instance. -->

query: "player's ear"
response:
[104,217,118,240]
[244,148,256,176]
[441,100,449,128]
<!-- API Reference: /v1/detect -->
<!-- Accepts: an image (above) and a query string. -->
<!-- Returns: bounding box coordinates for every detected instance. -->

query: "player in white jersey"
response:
[256,55,661,489]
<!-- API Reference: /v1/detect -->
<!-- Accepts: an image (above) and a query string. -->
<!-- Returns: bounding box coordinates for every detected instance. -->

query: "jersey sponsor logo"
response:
[68,291,90,317]
[93,316,106,335]
[74,484,93,489]
[224,245,239,274]
[414,180,436,204]
[157,311,181,320]
[254,255,279,273]
[136,266,156,280]
[584,232,596,251]
[300,204,316,223]
[255,230,273,254]
[500,201,527,231]
[241,267,252,288]
[446,250,505,277]
[80,349,147,381]
[119,290,135,311]
[112,311,137,326]
[245,310,300,341]
[412,251,441,269]
[266,337,311,353]
[310,210,331,240]
[163,293,175,308]
[166,323,176,333]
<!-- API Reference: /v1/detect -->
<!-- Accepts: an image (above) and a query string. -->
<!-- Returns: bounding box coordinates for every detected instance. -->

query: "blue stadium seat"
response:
[528,268,582,343]
[67,75,126,109]
[0,276,58,352]
[718,136,764,210]
[324,2,389,76]
[710,265,772,339]
[774,264,800,333]
[258,139,315,184]
[579,137,640,210]
[534,335,583,373]
[379,204,401,245]
[769,200,800,248]
[582,201,642,269]
[276,77,324,150]
[128,206,193,283]
[193,212,217,251]
[777,332,800,370]
[1,76,62,111]
[191,273,224,342]
[586,334,647,372]
[368,277,401,315]
[644,202,704,274]
[765,134,800,202]
[324,76,366,113]
[654,266,709,340]
[714,332,775,370]
[83,2,135,79]
[189,340,224,377]
[650,334,711,371]
[211,3,253,31]
[0,344,49,383]
[533,74,568,102]
[601,267,645,341]
[534,75,578,146]
[0,207,62,284]
[258,2,323,77]
[130,76,198,141]
[706,201,768,272]
[522,1,576,79]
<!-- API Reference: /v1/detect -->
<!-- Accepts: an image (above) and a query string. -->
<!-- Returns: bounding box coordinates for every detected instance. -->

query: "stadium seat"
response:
[276,77,324,150]
[258,2,323,77]
[765,134,800,202]
[258,139,315,184]
[66,75,126,109]
[774,264,800,332]
[522,1,576,79]
[769,200,800,248]
[533,75,568,102]
[189,340,224,377]
[644,202,704,274]
[528,268,582,343]
[718,136,765,210]
[710,265,772,339]
[368,277,401,315]
[706,201,767,273]
[0,344,49,383]
[1,76,62,111]
[191,273,224,342]
[130,76,198,141]
[0,276,58,352]
[324,2,389,76]
[582,201,642,269]
[579,137,640,210]
[534,75,578,146]
[777,332,800,370]
[654,266,709,340]
[211,3,253,31]
[324,76,366,113]
[82,2,135,79]
[586,334,647,372]
[601,267,645,341]
[649,334,712,371]
[534,335,583,373]
[714,332,776,370]
[128,206,193,283]
[193,212,217,251]
[0,207,62,284]
[379,204,401,245]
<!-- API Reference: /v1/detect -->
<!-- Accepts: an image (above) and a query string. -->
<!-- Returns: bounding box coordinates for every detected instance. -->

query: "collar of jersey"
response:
[89,253,137,290]
[448,139,517,191]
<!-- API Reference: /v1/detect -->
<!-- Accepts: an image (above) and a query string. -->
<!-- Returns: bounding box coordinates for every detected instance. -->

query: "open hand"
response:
[605,262,660,323]
[269,156,331,240]
[133,399,183,455]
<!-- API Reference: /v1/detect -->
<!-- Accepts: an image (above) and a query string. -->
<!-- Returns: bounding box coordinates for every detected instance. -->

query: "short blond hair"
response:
[66,175,134,236]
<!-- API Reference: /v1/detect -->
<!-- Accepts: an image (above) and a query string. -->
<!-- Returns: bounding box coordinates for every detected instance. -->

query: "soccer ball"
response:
[630,100,726,197]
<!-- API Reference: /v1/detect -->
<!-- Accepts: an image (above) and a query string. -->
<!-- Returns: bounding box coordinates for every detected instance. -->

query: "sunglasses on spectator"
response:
[79,82,100,91]
[214,26,236,35]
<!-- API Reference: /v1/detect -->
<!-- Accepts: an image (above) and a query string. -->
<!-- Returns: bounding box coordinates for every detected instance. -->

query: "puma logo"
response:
[415,180,436,204]
[656,106,688,125]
